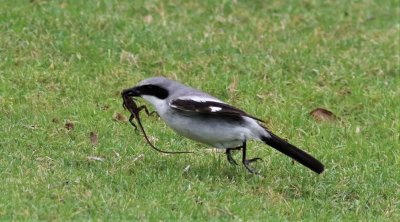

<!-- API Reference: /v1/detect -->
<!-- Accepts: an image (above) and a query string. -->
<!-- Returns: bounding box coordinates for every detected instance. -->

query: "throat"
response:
[141,95,167,114]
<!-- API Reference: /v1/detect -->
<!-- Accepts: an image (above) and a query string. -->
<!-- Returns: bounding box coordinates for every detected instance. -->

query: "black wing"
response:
[169,97,265,123]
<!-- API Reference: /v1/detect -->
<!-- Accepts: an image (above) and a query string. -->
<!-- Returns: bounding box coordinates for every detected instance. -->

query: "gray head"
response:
[122,76,217,104]
[138,76,173,87]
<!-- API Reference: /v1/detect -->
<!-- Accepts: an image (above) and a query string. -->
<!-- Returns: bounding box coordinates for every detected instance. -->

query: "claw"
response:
[227,152,239,165]
[243,158,262,174]
[240,141,262,174]
[226,147,242,166]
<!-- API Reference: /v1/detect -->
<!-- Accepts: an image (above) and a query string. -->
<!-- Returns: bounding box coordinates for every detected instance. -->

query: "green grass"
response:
[1,0,399,220]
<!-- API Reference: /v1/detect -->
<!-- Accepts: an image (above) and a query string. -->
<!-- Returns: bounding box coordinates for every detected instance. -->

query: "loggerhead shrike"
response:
[122,77,324,174]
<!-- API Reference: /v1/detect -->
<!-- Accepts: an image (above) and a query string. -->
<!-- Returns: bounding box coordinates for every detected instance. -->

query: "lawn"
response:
[0,0,399,221]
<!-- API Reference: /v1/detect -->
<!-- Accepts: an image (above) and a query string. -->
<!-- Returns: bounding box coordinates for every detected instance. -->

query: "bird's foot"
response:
[243,157,262,174]
[226,148,241,165]
[227,153,239,165]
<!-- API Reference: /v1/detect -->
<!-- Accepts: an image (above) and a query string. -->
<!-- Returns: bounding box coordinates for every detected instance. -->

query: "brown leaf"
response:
[310,108,337,122]
[228,76,238,94]
[89,132,99,145]
[65,121,74,130]
[113,112,128,122]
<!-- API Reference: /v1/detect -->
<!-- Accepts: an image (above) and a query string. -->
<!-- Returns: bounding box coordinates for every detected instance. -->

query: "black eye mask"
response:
[136,84,169,99]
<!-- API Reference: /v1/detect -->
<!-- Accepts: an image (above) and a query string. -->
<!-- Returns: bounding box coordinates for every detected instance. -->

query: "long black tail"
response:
[261,133,324,174]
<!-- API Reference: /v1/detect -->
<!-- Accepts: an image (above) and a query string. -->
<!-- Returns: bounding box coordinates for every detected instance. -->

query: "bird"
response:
[122,76,324,174]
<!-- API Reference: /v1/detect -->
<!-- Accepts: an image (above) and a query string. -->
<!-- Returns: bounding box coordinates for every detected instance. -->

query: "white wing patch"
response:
[176,95,222,103]
[169,103,179,109]
[209,106,222,112]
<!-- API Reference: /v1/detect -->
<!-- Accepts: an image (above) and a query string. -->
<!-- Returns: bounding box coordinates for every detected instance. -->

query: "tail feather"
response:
[261,133,324,174]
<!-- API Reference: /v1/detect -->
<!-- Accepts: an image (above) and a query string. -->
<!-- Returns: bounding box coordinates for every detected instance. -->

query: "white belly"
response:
[160,111,259,148]
[141,98,266,148]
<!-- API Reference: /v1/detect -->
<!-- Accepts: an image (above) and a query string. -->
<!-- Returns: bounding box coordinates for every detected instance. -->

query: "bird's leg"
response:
[225,146,243,165]
[241,141,262,174]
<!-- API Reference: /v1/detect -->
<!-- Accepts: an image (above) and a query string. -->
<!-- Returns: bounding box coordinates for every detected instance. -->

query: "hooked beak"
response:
[121,86,141,98]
